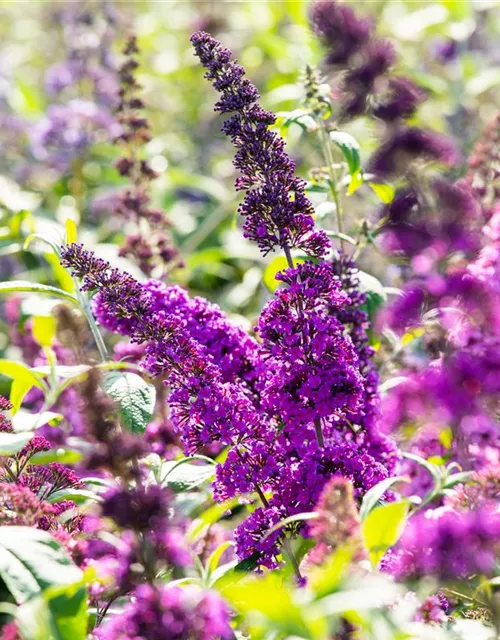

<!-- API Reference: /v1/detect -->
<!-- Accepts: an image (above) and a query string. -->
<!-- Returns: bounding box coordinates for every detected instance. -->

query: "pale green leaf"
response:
[103,371,156,434]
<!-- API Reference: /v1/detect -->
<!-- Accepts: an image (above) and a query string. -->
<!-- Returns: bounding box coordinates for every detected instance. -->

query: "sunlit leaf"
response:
[0,526,83,604]
[359,476,409,521]
[361,500,409,566]
[0,281,77,305]
[32,316,57,349]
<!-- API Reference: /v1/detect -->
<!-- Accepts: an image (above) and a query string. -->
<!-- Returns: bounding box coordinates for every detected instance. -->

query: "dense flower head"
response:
[0,482,54,527]
[234,506,285,571]
[372,76,426,122]
[96,584,232,640]
[415,593,449,624]
[95,279,262,390]
[271,442,388,516]
[191,31,330,259]
[390,507,500,581]
[381,180,480,260]
[101,484,173,532]
[311,0,424,124]
[258,261,364,425]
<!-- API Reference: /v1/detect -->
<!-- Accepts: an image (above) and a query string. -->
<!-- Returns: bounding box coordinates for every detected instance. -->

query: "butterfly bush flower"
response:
[310,0,425,123]
[257,261,364,425]
[96,584,232,640]
[389,507,500,581]
[190,31,330,260]
[62,31,400,572]
[111,36,181,276]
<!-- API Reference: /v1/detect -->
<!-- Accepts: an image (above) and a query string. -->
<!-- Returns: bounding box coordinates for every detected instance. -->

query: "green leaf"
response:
[0,526,83,604]
[368,181,395,204]
[161,458,216,493]
[103,372,156,434]
[329,131,363,194]
[32,316,57,349]
[263,255,307,292]
[17,583,88,640]
[65,218,77,244]
[207,541,236,576]
[0,281,77,305]
[0,360,46,413]
[443,471,473,489]
[359,476,409,521]
[11,411,63,432]
[261,512,318,541]
[30,447,83,466]
[0,431,34,455]
[361,501,409,566]
[276,109,316,131]
[357,271,387,322]
[220,573,326,639]
[402,452,442,484]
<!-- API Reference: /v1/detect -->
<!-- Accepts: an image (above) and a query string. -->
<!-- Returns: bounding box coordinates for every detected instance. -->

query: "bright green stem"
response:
[73,278,109,361]
[318,119,344,252]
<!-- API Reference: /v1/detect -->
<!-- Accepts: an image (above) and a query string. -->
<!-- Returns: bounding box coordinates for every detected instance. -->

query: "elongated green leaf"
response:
[0,526,83,604]
[30,447,83,465]
[0,360,46,413]
[369,181,395,204]
[359,476,409,521]
[103,371,156,434]
[0,431,33,455]
[32,316,57,349]
[361,501,409,566]
[330,131,363,194]
[0,281,77,305]
[11,411,63,432]
[207,541,236,576]
[161,458,216,493]
[262,512,318,541]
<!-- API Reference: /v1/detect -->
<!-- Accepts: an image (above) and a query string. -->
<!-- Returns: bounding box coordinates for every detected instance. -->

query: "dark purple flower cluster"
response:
[112,36,181,276]
[389,507,500,581]
[96,584,232,640]
[310,0,425,123]
[257,261,364,425]
[190,31,330,260]
[95,279,261,389]
[62,242,391,571]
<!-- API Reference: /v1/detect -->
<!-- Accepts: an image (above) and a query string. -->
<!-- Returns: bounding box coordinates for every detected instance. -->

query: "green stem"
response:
[73,278,109,361]
[318,120,344,252]
[314,417,324,448]
[255,485,303,582]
